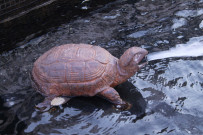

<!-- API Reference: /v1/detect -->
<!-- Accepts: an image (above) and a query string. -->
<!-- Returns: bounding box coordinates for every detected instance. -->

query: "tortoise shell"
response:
[32,44,117,97]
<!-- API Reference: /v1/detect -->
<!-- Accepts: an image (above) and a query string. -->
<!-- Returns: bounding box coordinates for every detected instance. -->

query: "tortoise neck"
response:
[117,62,128,76]
[112,62,131,87]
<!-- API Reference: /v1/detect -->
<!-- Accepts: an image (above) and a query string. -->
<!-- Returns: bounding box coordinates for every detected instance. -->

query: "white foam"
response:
[175,9,203,17]
[128,30,148,38]
[103,14,120,19]
[147,36,203,61]
[177,35,184,39]
[199,20,203,29]
[172,18,187,29]
[81,6,88,10]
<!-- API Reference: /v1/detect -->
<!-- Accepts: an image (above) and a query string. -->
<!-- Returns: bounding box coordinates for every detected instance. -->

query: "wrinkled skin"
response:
[32,44,148,111]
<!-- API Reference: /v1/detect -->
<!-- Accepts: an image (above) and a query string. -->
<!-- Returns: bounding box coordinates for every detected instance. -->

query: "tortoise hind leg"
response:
[35,96,71,112]
[97,87,131,110]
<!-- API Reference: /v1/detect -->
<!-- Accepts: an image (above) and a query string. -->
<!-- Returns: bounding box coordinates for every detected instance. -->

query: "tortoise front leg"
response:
[97,87,131,110]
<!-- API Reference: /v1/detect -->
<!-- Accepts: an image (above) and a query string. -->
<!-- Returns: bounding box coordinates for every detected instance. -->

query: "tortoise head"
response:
[118,47,148,75]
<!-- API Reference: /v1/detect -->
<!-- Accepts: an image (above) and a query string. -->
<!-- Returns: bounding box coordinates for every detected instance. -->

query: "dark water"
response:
[1,0,203,134]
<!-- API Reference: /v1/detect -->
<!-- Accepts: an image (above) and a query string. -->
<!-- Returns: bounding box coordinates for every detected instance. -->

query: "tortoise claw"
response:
[114,101,132,111]
[35,102,51,112]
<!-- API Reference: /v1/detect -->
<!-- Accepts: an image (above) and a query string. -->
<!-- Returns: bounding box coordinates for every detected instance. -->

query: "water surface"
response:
[0,0,203,134]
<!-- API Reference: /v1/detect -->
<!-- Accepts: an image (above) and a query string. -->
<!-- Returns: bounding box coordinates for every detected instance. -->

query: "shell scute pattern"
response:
[66,61,86,83]
[40,47,59,65]
[77,47,95,60]
[37,44,110,84]
[92,45,110,64]
[84,60,106,82]
[58,44,95,62]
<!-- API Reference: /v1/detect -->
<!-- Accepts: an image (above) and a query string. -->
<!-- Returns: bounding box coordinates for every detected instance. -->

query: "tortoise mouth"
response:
[133,50,148,68]
[138,56,148,69]
[134,51,148,63]
[140,56,147,63]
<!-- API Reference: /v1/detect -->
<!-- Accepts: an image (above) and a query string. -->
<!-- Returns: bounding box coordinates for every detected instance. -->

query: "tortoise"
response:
[32,44,148,111]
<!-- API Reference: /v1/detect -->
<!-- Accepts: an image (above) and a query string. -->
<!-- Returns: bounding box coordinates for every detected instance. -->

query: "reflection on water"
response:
[126,59,203,135]
[0,0,203,134]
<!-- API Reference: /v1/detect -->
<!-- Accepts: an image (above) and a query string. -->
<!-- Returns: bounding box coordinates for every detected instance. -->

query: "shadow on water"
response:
[0,81,146,134]
[0,0,203,134]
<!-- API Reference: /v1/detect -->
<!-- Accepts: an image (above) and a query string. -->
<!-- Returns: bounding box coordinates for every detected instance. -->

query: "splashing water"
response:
[147,36,203,61]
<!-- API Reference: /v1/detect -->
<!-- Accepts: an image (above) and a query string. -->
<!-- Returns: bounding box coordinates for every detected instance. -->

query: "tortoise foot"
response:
[35,102,52,112]
[114,101,132,111]
[35,96,70,112]
[35,96,54,112]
